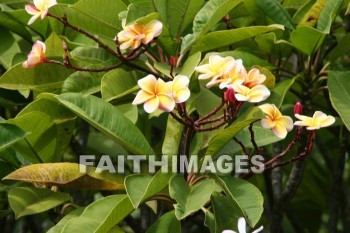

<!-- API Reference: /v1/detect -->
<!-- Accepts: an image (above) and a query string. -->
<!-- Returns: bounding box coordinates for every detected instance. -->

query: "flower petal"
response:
[261,118,276,129]
[258,103,275,118]
[158,94,175,112]
[144,96,159,113]
[320,115,335,127]
[138,75,157,94]
[252,226,264,233]
[237,217,246,233]
[248,85,270,103]
[132,90,154,105]
[273,122,288,139]
[143,20,163,38]
[173,88,190,103]
[27,14,41,25]
[276,116,294,131]
[25,4,39,15]
[156,78,172,95]
[172,75,189,91]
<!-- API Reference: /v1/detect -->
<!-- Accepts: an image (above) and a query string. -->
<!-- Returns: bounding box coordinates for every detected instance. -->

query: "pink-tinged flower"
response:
[195,55,235,85]
[25,0,57,25]
[243,68,266,88]
[222,217,263,233]
[132,75,175,113]
[218,59,246,89]
[22,41,47,68]
[117,20,163,50]
[259,103,293,139]
[231,83,270,103]
[170,75,190,103]
[294,111,335,130]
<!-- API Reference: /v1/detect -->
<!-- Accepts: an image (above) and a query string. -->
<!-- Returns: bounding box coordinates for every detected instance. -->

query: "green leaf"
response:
[265,78,295,108]
[213,176,264,227]
[191,25,285,53]
[216,125,282,157]
[4,163,125,191]
[256,0,295,30]
[205,108,264,157]
[0,63,74,90]
[211,194,240,232]
[61,195,133,233]
[101,69,138,102]
[178,52,202,78]
[328,71,350,131]
[47,208,85,233]
[166,0,204,38]
[181,0,243,53]
[146,210,181,233]
[8,186,70,219]
[162,115,184,155]
[0,28,21,70]
[0,123,29,151]
[327,34,350,62]
[291,26,326,55]
[317,0,343,33]
[7,112,57,163]
[0,9,32,41]
[68,0,127,39]
[169,175,215,220]
[125,4,148,25]
[56,93,154,155]
[125,172,173,208]
[61,71,102,94]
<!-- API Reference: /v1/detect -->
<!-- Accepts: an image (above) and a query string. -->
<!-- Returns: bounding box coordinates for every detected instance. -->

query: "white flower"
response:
[25,0,57,25]
[222,217,264,233]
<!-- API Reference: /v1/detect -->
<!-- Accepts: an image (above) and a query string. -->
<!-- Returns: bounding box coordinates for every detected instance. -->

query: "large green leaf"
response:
[125,172,173,208]
[328,71,350,131]
[8,186,70,219]
[317,0,343,33]
[328,34,350,62]
[4,163,125,190]
[166,0,204,38]
[62,71,103,94]
[214,176,264,227]
[0,28,21,69]
[162,115,184,156]
[7,112,57,163]
[47,208,85,233]
[61,195,133,233]
[56,93,154,155]
[205,108,264,157]
[181,0,243,53]
[0,123,29,151]
[67,0,127,39]
[101,69,138,102]
[191,25,285,53]
[146,210,181,233]
[256,0,295,30]
[169,175,215,220]
[291,26,325,55]
[0,8,32,41]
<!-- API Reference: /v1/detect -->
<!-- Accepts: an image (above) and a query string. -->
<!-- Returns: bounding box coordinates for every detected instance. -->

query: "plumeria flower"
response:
[294,111,335,130]
[243,68,266,88]
[218,59,246,89]
[22,41,47,68]
[117,20,163,50]
[195,55,235,86]
[170,75,191,103]
[231,83,270,103]
[25,0,57,25]
[259,103,293,139]
[222,217,263,233]
[132,75,175,113]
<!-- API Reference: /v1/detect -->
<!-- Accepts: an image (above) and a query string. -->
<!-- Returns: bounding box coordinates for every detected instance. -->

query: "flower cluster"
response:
[117,20,163,50]
[25,0,57,25]
[195,55,270,103]
[132,74,190,113]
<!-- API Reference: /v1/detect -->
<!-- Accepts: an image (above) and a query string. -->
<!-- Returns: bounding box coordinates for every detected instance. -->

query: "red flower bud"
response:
[225,87,236,104]
[169,56,176,67]
[294,102,303,115]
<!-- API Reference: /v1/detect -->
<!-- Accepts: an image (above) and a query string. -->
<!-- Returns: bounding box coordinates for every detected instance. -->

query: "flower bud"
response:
[169,56,176,67]
[225,87,236,104]
[294,102,303,115]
